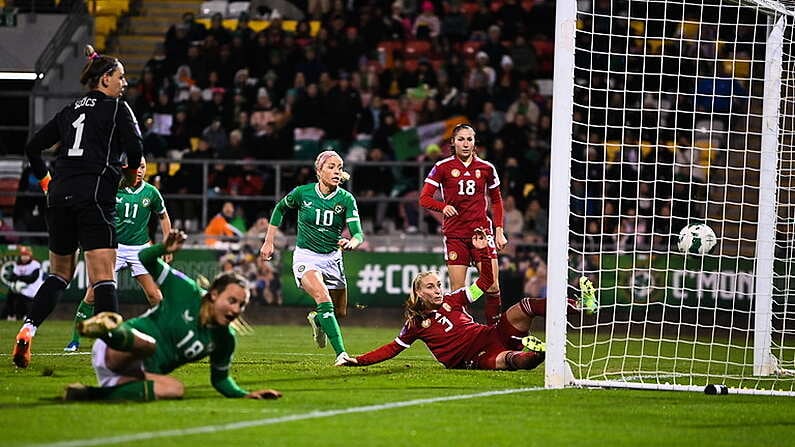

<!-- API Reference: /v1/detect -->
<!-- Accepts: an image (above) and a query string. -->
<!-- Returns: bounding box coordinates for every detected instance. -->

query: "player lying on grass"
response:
[339,229,598,370]
[64,229,281,401]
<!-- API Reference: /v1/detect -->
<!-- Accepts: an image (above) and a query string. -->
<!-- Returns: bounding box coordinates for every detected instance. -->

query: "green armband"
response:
[468,283,485,302]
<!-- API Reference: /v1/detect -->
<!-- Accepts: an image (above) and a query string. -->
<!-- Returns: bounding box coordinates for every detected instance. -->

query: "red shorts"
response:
[461,313,526,370]
[443,235,498,266]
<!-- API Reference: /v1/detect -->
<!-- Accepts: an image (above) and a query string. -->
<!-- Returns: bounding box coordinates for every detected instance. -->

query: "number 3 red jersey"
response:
[423,156,501,239]
[396,287,490,368]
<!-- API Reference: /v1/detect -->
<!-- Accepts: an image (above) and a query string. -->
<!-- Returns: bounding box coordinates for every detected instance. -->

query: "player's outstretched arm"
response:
[340,341,407,367]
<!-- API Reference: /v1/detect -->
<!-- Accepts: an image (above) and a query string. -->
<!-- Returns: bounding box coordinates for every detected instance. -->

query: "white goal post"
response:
[547,0,795,395]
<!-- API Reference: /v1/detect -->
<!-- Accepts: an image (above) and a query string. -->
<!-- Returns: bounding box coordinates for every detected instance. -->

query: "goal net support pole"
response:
[546,0,795,395]
[546,0,578,389]
[754,14,783,377]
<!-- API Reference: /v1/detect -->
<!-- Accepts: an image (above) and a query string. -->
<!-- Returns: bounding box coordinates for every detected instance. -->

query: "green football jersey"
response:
[282,183,361,254]
[123,260,235,375]
[115,182,166,245]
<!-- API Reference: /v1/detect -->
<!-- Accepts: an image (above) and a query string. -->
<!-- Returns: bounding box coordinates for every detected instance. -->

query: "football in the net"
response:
[677,224,717,255]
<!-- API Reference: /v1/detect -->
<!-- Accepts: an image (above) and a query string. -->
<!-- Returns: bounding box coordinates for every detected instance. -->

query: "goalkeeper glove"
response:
[39,173,51,194]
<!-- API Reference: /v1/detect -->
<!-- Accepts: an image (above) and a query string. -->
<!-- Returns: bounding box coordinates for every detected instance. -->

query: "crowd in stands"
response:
[86,0,556,300]
[0,0,556,303]
[5,0,763,304]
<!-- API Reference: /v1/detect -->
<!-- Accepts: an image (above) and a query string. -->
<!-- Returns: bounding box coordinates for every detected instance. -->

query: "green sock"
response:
[89,380,156,401]
[316,301,346,355]
[102,325,136,351]
[70,301,94,344]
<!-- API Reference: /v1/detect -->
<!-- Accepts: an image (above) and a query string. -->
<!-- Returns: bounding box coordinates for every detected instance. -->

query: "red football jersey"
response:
[395,287,491,368]
[424,156,501,239]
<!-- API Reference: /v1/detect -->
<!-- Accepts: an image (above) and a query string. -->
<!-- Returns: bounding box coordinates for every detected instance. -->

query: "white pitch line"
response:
[26,387,546,447]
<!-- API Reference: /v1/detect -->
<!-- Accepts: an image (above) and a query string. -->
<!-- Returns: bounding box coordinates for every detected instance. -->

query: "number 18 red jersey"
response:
[423,156,501,239]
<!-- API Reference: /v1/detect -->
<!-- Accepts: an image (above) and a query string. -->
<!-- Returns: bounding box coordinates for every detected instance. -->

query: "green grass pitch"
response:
[1,320,794,447]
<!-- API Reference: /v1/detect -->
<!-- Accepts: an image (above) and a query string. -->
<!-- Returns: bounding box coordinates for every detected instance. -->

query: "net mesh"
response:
[566,0,795,392]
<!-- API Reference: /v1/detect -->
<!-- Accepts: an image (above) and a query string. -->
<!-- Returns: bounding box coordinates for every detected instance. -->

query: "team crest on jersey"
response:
[442,303,452,312]
[475,169,481,178]
[451,169,461,178]
[421,319,431,328]
[334,205,344,214]
[142,198,150,207]
[449,251,458,261]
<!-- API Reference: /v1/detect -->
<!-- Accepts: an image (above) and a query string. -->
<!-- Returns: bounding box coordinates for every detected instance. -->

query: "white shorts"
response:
[91,339,145,387]
[115,243,151,277]
[292,247,347,290]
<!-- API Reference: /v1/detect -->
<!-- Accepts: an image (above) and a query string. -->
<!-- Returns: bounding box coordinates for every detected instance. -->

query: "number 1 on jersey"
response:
[68,113,86,157]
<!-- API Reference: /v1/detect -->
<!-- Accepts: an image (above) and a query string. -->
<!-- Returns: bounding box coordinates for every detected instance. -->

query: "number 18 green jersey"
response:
[124,244,247,397]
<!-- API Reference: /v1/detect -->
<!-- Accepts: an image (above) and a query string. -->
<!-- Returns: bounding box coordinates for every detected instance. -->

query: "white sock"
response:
[21,322,37,337]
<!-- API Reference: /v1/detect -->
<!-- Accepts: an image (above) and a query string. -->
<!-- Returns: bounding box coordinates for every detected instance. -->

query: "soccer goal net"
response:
[546,0,795,395]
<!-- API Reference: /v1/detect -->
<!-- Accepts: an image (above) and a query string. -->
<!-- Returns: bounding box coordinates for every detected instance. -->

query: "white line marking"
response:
[27,387,545,447]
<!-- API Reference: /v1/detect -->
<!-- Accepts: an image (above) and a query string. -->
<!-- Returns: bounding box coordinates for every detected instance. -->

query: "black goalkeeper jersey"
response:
[25,90,143,207]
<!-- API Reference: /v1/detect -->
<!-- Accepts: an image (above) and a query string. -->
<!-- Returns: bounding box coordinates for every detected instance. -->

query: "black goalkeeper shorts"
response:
[46,201,117,255]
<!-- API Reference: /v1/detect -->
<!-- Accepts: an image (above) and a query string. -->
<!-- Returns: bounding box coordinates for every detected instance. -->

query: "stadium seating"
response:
[460,40,483,58]
[194,18,320,34]
[404,40,431,59]
[0,160,22,211]
[91,0,129,15]
[376,40,403,68]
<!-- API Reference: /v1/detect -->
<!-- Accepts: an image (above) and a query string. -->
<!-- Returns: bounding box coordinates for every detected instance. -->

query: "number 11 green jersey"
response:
[115,181,166,245]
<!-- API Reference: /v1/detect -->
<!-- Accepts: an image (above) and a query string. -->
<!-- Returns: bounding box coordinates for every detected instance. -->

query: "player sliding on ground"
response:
[339,229,598,370]
[64,230,281,401]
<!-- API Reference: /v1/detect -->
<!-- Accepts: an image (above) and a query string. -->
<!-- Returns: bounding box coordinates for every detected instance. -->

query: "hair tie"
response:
[88,51,101,61]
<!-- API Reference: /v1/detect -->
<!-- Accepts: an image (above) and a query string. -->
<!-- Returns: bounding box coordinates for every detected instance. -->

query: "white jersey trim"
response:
[314,183,340,201]
[155,263,171,285]
[395,337,411,348]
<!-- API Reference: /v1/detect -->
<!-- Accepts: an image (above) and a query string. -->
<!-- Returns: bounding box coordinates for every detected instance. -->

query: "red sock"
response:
[484,291,501,324]
[518,297,546,317]
[520,298,579,316]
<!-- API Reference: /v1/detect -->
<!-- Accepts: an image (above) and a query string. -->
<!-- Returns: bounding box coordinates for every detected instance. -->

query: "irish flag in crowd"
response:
[391,116,467,160]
